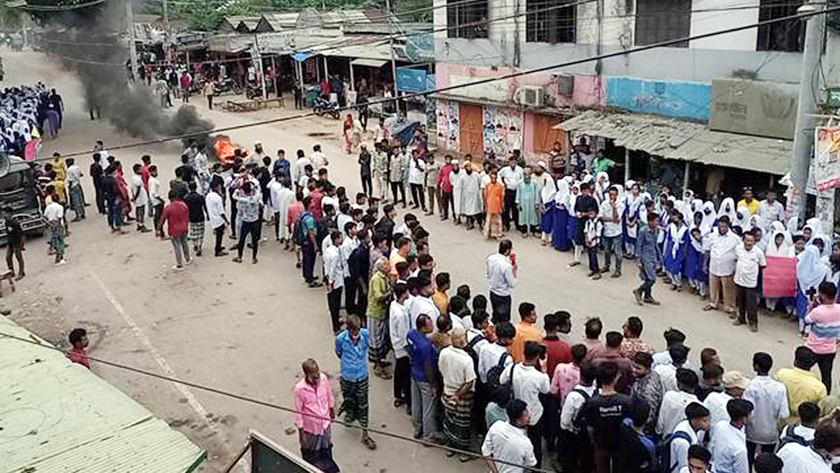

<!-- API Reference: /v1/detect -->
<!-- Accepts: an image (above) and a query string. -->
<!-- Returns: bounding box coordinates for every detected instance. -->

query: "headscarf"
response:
[786,216,799,234]
[765,229,791,257]
[626,183,644,217]
[567,182,580,210]
[812,235,830,257]
[639,192,653,223]
[540,173,557,205]
[594,172,610,200]
[734,206,751,230]
[691,199,704,216]
[718,197,737,223]
[798,245,828,292]
[554,178,569,208]
[804,218,824,244]
[669,220,688,258]
[749,214,766,233]
[700,201,716,236]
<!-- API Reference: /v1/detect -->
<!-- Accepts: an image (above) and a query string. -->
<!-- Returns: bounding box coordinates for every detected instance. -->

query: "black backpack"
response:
[777,424,811,451]
[486,354,513,402]
[571,388,593,431]
[466,334,485,372]
[656,430,693,473]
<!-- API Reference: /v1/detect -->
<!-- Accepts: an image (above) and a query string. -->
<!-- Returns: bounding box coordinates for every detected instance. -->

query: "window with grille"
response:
[526,0,576,44]
[634,0,691,47]
[756,0,804,52]
[447,0,490,39]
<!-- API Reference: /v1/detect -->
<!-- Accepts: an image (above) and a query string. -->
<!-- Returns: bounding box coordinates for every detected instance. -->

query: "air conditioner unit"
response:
[520,85,545,107]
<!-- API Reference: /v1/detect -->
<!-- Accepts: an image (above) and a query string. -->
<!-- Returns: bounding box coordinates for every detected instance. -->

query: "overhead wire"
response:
[0,328,555,473]
[12,0,110,11]
[46,4,840,161]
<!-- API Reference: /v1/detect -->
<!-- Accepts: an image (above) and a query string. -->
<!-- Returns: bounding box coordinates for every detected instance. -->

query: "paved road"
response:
[4,49,807,472]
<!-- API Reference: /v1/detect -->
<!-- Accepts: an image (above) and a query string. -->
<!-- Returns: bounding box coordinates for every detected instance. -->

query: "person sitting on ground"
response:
[67,327,90,369]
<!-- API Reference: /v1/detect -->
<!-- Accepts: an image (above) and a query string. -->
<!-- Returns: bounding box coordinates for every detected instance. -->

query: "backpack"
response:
[777,424,811,452]
[486,354,513,402]
[292,211,312,246]
[570,388,593,431]
[656,430,693,473]
[466,334,485,373]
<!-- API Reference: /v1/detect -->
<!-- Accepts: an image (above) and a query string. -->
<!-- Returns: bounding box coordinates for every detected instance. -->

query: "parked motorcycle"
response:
[313,97,340,119]
[214,77,241,95]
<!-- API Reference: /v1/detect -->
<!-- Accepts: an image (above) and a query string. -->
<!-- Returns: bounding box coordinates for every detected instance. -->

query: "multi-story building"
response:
[431,0,815,195]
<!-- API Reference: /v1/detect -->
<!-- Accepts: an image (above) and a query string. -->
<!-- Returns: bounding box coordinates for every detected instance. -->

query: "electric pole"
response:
[790,0,825,222]
[162,0,169,42]
[126,0,139,82]
[386,0,398,114]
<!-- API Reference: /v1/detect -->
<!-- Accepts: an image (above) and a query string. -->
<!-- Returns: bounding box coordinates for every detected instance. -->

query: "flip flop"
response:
[363,436,377,450]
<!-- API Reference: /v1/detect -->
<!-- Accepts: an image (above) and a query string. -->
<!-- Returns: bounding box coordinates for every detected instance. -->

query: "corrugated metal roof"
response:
[556,110,791,175]
[0,316,206,473]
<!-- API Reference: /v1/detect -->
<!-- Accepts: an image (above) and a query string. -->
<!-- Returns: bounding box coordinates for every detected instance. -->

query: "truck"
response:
[0,156,45,240]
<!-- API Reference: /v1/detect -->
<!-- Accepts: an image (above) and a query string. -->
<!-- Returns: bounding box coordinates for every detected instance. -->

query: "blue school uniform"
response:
[685,239,707,283]
[565,211,578,250]
[542,201,555,235]
[663,226,688,277]
[552,206,569,250]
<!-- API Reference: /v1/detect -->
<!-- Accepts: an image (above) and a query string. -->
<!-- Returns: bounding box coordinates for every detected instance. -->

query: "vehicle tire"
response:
[233,84,242,95]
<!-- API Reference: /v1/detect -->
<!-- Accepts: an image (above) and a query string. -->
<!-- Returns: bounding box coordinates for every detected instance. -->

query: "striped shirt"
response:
[805,303,840,354]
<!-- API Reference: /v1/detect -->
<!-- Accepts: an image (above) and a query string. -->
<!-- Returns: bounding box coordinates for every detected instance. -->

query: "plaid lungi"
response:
[367,316,391,362]
[339,378,369,427]
[48,221,65,255]
[189,221,205,245]
[300,428,340,473]
[442,390,474,449]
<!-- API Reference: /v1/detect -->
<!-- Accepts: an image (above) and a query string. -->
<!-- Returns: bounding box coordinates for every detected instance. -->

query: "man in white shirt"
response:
[652,328,688,368]
[389,283,411,409]
[293,151,312,188]
[130,163,150,233]
[486,239,517,323]
[712,399,753,473]
[733,232,767,332]
[407,274,439,330]
[758,190,785,226]
[44,194,67,265]
[323,232,345,333]
[438,329,477,454]
[65,157,85,221]
[704,216,741,315]
[206,182,228,257]
[778,423,840,473]
[407,151,427,212]
[655,344,691,393]
[657,368,701,436]
[310,144,328,172]
[148,165,165,239]
[744,352,789,468]
[498,156,524,232]
[706,370,750,426]
[669,402,712,473]
[477,322,515,383]
[599,186,625,277]
[482,399,537,473]
[499,341,550,468]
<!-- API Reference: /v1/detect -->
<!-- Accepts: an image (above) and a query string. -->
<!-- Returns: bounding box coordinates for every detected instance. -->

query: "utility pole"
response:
[161,0,169,42]
[790,0,825,222]
[126,0,139,82]
[386,0,399,114]
[254,34,267,100]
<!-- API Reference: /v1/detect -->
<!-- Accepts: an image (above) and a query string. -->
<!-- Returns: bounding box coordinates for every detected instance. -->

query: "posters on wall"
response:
[435,100,460,151]
[482,106,524,159]
[815,127,840,191]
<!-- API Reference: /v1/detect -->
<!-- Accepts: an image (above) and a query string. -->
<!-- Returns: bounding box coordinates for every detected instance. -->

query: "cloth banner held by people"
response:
[815,126,840,191]
[763,256,797,298]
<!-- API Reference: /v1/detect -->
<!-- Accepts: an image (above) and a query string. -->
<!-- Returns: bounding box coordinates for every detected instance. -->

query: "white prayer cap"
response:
[451,160,459,165]
[537,161,547,169]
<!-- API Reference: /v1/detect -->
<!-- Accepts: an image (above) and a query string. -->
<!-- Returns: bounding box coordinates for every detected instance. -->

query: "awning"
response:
[352,58,388,68]
[556,110,792,175]
[0,315,206,473]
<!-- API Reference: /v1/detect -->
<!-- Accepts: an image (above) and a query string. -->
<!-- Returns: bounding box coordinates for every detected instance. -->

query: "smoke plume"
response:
[36,0,215,151]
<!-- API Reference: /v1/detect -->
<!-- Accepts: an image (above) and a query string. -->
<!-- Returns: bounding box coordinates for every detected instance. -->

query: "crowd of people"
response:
[0,83,62,157]
[41,111,840,473]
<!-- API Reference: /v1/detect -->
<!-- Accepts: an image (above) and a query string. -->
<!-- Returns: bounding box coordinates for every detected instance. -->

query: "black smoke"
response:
[33,0,214,148]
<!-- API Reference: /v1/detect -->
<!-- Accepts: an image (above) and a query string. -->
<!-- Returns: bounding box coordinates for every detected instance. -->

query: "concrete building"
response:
[431,0,810,195]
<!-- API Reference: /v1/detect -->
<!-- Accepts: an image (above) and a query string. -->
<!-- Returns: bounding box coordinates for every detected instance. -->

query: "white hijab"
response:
[554,178,570,208]
[700,201,716,236]
[718,197,737,223]
[765,229,792,257]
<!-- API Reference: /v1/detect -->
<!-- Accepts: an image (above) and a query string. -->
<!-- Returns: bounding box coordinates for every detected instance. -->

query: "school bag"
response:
[570,387,593,431]
[292,211,313,246]
[466,334,485,373]
[657,430,693,473]
[777,424,811,451]
[486,354,513,402]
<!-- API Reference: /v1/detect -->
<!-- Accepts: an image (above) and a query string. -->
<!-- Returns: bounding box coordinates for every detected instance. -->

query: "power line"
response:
[49,4,840,161]
[12,0,110,11]
[0,328,554,473]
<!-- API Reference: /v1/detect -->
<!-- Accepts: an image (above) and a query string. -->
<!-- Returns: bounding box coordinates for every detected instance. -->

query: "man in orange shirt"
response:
[510,302,543,362]
[389,236,411,281]
[484,170,505,240]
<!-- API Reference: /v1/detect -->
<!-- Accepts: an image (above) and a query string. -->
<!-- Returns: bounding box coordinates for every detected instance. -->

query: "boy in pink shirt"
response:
[805,282,840,393]
[551,343,587,402]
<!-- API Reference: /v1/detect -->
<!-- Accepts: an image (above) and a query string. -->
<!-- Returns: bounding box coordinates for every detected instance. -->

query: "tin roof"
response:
[0,315,206,473]
[556,110,792,175]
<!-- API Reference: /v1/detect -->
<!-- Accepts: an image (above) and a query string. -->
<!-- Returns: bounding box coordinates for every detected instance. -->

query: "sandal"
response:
[363,436,377,450]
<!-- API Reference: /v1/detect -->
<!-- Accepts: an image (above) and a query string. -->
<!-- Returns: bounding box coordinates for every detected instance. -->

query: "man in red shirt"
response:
[67,328,90,369]
[591,331,634,393]
[140,155,151,190]
[158,190,192,269]
[438,155,454,221]
[543,311,572,455]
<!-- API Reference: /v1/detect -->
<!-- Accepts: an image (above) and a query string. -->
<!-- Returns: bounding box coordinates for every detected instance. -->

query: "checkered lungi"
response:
[189,221,205,247]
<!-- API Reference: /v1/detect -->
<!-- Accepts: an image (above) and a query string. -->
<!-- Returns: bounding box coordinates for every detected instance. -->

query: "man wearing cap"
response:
[459,162,483,231]
[706,371,751,426]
